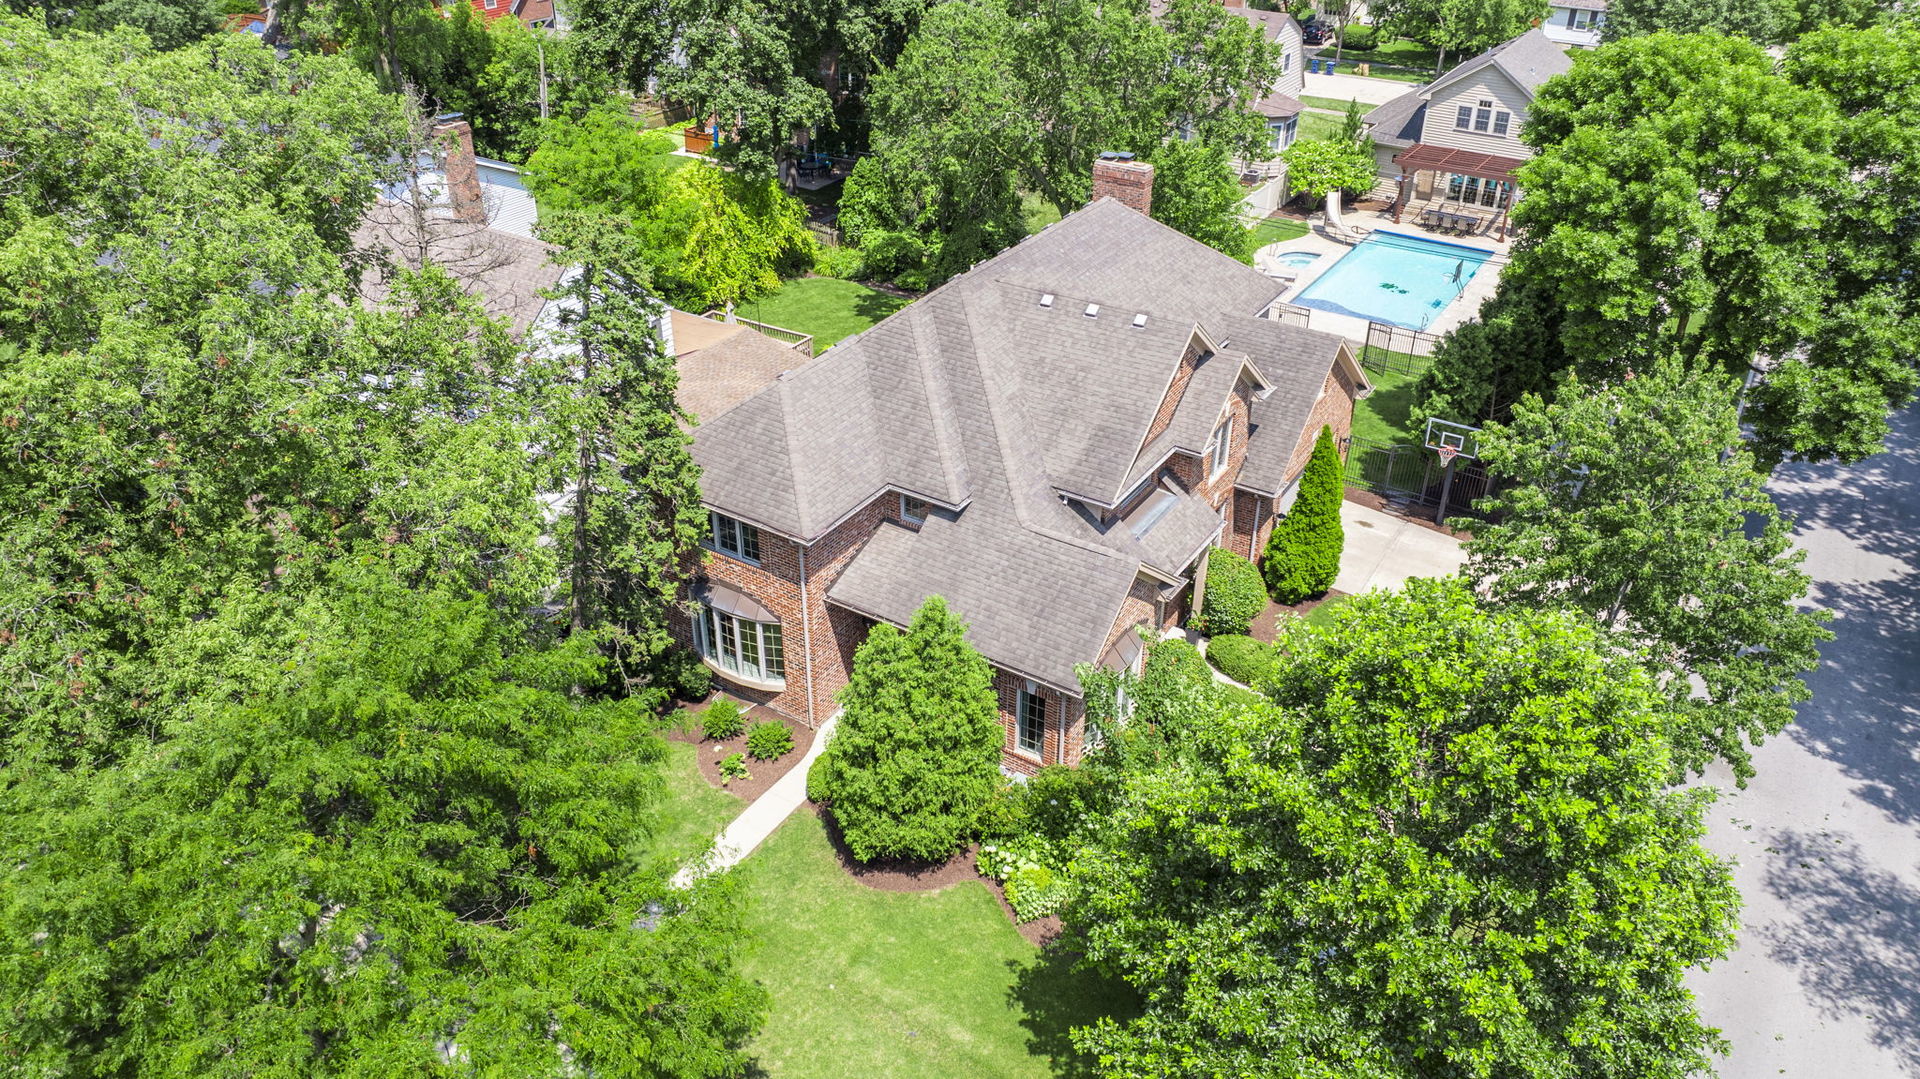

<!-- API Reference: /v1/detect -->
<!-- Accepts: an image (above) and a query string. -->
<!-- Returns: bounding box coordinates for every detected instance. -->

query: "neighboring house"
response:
[1360,28,1572,235]
[1223,0,1308,216]
[1542,0,1606,47]
[676,157,1370,774]
[462,0,559,30]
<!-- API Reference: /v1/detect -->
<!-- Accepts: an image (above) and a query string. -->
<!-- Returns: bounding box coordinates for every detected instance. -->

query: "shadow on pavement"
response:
[1758,830,1920,1073]
[1766,404,1920,826]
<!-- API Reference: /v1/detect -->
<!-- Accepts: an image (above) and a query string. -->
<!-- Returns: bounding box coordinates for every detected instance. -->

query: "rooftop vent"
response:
[1132,313,1148,329]
[1039,293,1054,308]
[1084,303,1100,318]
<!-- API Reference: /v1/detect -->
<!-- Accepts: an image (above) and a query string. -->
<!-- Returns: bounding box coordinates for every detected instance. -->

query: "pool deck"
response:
[1253,211,1508,343]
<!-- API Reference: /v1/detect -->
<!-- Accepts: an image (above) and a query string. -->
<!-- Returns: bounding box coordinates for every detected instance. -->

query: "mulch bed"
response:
[664,694,817,805]
[812,806,1064,947]
[1248,590,1349,642]
[1344,486,1473,539]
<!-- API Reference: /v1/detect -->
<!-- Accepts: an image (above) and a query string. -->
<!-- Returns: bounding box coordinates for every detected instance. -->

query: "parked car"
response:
[1301,21,1330,44]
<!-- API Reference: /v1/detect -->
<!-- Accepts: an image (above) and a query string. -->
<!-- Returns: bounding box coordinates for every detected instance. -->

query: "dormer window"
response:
[1207,414,1233,479]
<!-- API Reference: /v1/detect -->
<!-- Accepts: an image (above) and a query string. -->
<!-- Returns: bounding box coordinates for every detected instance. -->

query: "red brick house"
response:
[673,161,1369,773]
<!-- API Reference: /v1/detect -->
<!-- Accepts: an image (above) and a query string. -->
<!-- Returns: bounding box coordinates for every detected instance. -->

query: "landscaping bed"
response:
[1247,590,1350,642]
[664,695,817,804]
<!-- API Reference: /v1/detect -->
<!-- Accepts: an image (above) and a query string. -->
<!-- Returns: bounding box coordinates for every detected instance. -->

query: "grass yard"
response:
[1298,112,1347,143]
[733,813,1138,1078]
[737,277,913,354]
[1247,215,1310,250]
[645,740,743,865]
[1023,190,1064,235]
[1324,37,1447,72]
[1323,61,1430,83]
[1303,593,1351,631]
[1297,95,1376,115]
[1351,365,1423,446]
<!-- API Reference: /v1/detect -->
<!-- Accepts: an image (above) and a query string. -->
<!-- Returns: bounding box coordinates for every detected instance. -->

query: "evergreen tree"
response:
[1261,425,1344,603]
[1465,356,1831,785]
[808,596,1004,862]
[536,211,707,688]
[0,571,768,1075]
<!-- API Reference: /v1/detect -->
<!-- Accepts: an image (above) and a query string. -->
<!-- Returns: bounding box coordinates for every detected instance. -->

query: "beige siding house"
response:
[1360,29,1573,238]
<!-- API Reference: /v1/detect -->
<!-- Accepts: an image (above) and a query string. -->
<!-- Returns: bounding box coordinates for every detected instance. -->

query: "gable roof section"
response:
[1232,316,1369,497]
[1425,28,1573,102]
[1364,87,1430,149]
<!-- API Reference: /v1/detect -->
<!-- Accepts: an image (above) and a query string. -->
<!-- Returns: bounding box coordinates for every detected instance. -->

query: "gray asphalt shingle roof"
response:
[1365,29,1572,150]
[696,199,1348,690]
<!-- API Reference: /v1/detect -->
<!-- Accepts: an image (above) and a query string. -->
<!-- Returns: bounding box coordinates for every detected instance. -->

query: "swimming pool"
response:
[1290,231,1493,330]
[1271,250,1321,269]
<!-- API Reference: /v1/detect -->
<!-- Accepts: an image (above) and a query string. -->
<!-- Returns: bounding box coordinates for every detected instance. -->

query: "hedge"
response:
[1207,634,1279,687]
[1193,547,1267,637]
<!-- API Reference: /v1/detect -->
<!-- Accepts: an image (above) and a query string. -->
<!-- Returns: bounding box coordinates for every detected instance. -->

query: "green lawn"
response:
[1247,215,1310,250]
[1297,95,1376,115]
[1352,365,1423,446]
[1325,37,1446,72]
[733,812,1138,1078]
[1023,190,1064,235]
[1298,111,1347,143]
[737,277,913,354]
[1303,593,1351,631]
[1322,61,1431,83]
[645,740,743,865]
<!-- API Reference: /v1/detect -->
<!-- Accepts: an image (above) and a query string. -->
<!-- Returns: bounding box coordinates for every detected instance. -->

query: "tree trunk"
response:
[1434,43,1448,77]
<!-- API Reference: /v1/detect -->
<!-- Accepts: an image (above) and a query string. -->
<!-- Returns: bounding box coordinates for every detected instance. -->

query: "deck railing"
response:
[701,312,815,355]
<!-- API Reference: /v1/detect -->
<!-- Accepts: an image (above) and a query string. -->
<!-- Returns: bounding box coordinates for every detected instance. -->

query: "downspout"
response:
[798,544,817,731]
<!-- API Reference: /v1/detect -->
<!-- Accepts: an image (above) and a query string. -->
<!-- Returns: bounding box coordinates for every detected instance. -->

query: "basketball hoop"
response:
[1437,444,1459,466]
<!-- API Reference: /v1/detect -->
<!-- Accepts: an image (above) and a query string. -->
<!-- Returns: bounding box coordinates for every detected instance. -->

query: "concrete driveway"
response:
[1687,404,1920,1077]
[1302,68,1414,107]
[1332,499,1465,595]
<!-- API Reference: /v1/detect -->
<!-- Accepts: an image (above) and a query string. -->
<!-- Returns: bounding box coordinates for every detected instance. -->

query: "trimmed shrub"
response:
[700,698,745,740]
[1340,23,1379,50]
[808,596,1004,862]
[978,843,1072,921]
[1142,637,1211,692]
[746,719,794,761]
[1263,425,1345,603]
[1207,634,1279,687]
[1192,547,1267,637]
[810,240,865,280]
[718,752,750,785]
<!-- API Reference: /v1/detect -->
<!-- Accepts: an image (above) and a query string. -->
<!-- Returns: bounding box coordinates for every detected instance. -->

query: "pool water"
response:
[1271,250,1321,268]
[1291,231,1493,330]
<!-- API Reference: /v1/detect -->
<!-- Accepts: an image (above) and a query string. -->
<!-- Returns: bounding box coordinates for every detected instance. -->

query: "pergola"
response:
[1390,144,1528,241]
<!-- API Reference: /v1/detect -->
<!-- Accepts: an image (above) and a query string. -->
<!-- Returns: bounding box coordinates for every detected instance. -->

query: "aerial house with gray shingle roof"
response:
[677,161,1370,772]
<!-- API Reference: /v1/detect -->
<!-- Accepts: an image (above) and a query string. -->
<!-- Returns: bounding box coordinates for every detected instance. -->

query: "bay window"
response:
[696,603,785,684]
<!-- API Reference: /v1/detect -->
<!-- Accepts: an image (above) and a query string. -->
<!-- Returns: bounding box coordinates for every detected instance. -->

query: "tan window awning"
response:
[693,578,776,623]
[1392,144,1527,185]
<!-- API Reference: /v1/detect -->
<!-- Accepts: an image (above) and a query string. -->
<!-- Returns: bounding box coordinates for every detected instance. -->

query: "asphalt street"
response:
[1689,403,1920,1077]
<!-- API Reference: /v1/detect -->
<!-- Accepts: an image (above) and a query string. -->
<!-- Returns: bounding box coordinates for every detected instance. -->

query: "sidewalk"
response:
[671,712,839,888]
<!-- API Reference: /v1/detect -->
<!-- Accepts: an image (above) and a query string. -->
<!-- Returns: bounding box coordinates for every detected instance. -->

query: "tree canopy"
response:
[1069,579,1741,1078]
[1462,356,1831,785]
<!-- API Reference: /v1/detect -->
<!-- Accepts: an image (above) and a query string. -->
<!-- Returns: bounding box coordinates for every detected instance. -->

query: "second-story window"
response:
[1457,99,1512,136]
[1208,414,1233,479]
[900,494,930,524]
[708,511,761,563]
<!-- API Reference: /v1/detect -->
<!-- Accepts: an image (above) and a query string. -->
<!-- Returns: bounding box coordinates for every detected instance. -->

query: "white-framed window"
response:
[1455,104,1473,130]
[1567,7,1598,28]
[1270,115,1298,152]
[696,603,785,683]
[1456,100,1511,136]
[1017,683,1047,756]
[1207,414,1233,479]
[707,511,760,563]
[900,494,929,524]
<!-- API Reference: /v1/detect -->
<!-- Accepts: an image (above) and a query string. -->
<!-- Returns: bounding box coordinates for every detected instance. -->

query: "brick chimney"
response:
[1091,152,1154,216]
[432,114,487,225]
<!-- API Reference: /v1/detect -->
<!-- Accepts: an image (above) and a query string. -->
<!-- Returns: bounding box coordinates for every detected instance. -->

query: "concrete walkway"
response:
[671,712,839,888]
[1302,68,1417,106]
[1331,499,1466,596]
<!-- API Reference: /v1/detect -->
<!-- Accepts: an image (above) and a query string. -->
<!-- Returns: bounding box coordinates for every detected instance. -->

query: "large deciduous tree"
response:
[0,571,767,1075]
[1464,356,1831,785]
[1069,578,1740,1079]
[807,596,1005,862]
[1373,0,1547,73]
